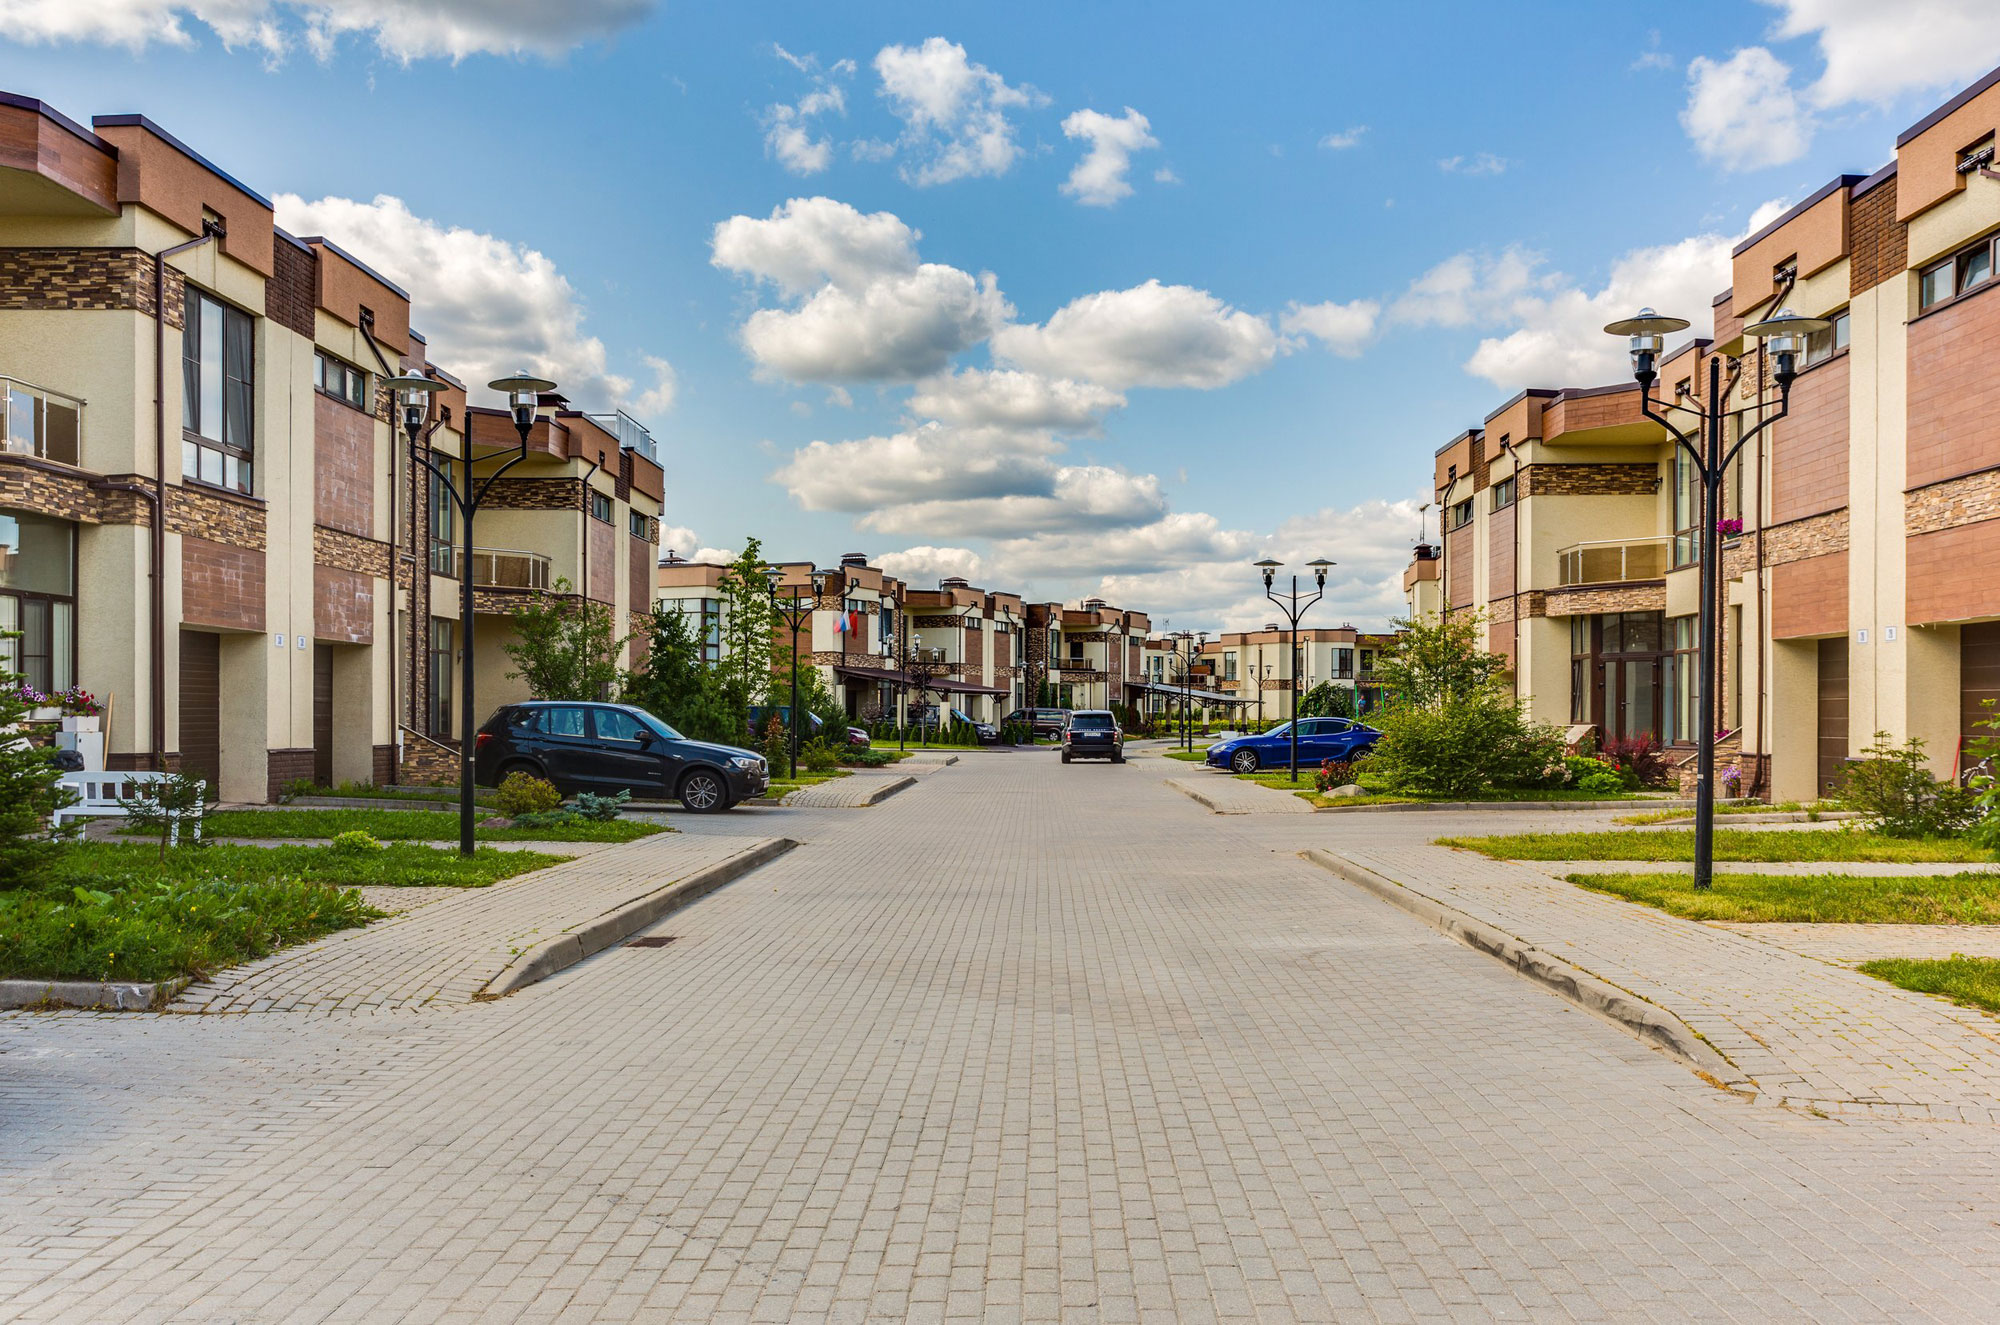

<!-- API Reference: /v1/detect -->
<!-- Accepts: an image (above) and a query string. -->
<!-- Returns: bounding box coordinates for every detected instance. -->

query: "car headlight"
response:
[730,755,763,771]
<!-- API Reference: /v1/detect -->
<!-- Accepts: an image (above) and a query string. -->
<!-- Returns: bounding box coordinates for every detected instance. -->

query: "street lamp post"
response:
[386,367,555,857]
[1257,557,1333,783]
[909,633,936,748]
[1602,305,1824,890]
[765,565,829,780]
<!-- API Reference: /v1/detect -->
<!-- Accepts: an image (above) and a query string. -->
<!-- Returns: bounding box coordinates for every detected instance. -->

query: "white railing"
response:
[1,376,83,466]
[1557,537,1669,587]
[431,546,552,591]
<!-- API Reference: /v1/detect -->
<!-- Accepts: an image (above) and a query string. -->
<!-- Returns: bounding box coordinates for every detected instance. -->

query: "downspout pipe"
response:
[151,221,222,766]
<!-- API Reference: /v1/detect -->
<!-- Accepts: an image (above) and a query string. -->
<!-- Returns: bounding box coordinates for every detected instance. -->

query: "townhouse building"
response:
[1030,598,1151,711]
[1198,626,1392,724]
[0,90,661,800]
[1405,64,2000,800]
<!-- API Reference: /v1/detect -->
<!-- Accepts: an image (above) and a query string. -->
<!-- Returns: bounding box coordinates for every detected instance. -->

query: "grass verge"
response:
[1566,870,2000,923]
[1859,956,2000,1017]
[60,841,564,890]
[1613,802,1821,826]
[153,808,664,843]
[1439,828,1997,864]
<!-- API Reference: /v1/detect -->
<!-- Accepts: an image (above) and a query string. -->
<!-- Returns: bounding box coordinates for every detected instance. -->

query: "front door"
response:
[1603,657,1662,745]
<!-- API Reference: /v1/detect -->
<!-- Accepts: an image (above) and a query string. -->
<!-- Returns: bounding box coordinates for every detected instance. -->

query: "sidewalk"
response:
[1165,772,1315,814]
[171,831,787,1015]
[1317,838,2000,1122]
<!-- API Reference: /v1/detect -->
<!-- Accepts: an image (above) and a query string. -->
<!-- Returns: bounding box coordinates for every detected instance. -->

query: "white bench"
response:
[54,772,206,845]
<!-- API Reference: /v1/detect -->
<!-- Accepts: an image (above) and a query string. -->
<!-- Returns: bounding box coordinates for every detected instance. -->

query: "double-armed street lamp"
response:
[766,564,833,780]
[386,366,556,857]
[1169,629,1207,751]
[1257,557,1333,783]
[1601,304,1826,889]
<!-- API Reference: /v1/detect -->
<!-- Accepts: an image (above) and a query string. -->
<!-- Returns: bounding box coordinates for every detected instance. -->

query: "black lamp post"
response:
[908,633,938,748]
[386,367,555,857]
[1602,304,1825,890]
[1257,557,1333,783]
[765,564,829,780]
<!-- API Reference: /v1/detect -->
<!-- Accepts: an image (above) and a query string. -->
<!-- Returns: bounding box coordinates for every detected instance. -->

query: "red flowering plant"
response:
[1313,759,1362,793]
[56,686,101,717]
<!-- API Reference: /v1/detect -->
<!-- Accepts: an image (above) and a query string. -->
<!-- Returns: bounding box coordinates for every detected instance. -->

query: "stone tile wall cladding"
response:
[484,478,583,511]
[0,247,184,326]
[1907,470,2000,535]
[398,729,459,785]
[1543,584,1667,618]
[1517,462,1658,498]
[167,485,266,549]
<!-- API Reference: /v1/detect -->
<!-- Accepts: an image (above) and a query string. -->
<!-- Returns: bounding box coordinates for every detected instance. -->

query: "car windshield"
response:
[1070,714,1114,730]
[634,710,683,742]
[1264,722,1291,738]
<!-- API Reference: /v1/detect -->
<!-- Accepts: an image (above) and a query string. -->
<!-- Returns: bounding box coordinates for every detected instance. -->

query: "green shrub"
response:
[1574,769,1626,794]
[1369,693,1530,798]
[120,770,207,860]
[494,771,562,817]
[838,747,898,767]
[801,740,839,773]
[1313,759,1363,792]
[571,790,630,821]
[509,808,580,831]
[328,830,384,854]
[1838,732,1978,838]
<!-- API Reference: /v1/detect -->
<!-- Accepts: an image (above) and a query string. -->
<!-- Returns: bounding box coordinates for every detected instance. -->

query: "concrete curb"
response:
[1166,778,1312,815]
[1165,779,1236,814]
[478,838,799,999]
[1301,848,1756,1097]
[0,977,188,1011]
[858,775,916,806]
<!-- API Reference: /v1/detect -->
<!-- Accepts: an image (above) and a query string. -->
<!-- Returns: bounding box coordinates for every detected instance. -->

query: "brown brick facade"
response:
[0,246,184,327]
[266,748,315,802]
[1516,463,1659,498]
[1848,174,1907,297]
[181,535,265,631]
[1908,520,2000,625]
[1908,282,2000,489]
[313,393,375,537]
[314,565,374,645]
[1769,357,1849,522]
[266,238,316,338]
[1444,525,1474,608]
[587,518,615,603]
[1487,501,1515,600]
[1770,551,1848,638]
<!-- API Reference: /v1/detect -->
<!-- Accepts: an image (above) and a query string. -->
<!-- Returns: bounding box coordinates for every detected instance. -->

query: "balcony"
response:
[1557,537,1668,587]
[1,376,82,466]
[431,545,552,591]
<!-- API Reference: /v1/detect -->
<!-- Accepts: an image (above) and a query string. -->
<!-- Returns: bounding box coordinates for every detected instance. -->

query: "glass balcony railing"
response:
[430,545,552,591]
[2,377,82,466]
[1556,537,1669,587]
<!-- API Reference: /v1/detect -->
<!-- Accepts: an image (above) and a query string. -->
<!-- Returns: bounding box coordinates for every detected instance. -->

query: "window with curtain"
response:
[182,291,255,493]
[1,512,77,694]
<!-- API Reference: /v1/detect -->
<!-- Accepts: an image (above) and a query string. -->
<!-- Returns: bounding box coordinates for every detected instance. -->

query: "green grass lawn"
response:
[1231,772,1655,809]
[1440,828,1997,863]
[59,840,564,889]
[288,782,498,805]
[1859,956,2000,1016]
[1566,870,2000,924]
[158,808,664,843]
[1613,802,1821,826]
[1162,749,1207,762]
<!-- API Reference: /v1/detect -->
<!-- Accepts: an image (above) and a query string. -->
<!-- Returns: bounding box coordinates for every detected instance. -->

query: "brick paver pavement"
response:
[1290,817,2000,1122]
[6,757,2000,1320]
[1715,922,2000,964]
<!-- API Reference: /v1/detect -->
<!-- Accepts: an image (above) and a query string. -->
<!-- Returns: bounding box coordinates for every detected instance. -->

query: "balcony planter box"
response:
[61,715,100,733]
[29,707,60,722]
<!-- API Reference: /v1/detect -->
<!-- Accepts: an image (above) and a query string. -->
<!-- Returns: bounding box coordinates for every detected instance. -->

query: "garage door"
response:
[178,630,220,795]
[313,643,334,787]
[1816,638,1849,798]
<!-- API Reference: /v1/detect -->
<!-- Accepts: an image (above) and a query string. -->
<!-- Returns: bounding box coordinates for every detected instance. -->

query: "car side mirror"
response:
[635,728,656,746]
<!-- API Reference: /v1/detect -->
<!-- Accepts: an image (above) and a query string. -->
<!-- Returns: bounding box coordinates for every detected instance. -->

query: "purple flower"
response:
[1715,517,1744,536]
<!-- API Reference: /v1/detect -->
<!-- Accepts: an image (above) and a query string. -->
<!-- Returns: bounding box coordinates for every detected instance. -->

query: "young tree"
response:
[715,537,777,713]
[504,576,628,702]
[1296,682,1356,720]
[1373,612,1509,709]
[1366,612,1555,796]
[622,606,739,744]
[0,659,77,889]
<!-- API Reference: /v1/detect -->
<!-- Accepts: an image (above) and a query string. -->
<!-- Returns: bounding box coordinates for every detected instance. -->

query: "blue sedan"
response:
[1205,718,1380,774]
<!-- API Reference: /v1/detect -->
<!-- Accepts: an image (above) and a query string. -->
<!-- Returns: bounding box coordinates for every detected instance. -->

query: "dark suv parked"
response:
[1061,710,1124,764]
[1002,707,1070,739]
[475,701,768,812]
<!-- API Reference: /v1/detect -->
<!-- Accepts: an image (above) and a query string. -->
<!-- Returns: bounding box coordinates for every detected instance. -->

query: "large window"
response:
[182,291,254,493]
[0,512,75,694]
[1803,310,1850,366]
[1662,616,1698,744]
[1572,612,1666,743]
[1671,446,1698,568]
[1920,233,2000,310]
[314,352,367,411]
[429,618,454,737]
[674,596,722,662]
[428,457,456,575]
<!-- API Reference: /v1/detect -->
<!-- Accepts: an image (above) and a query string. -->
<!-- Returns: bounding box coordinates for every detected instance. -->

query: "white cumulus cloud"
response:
[761,44,853,176]
[274,192,674,417]
[905,368,1124,432]
[992,280,1281,390]
[1766,0,2000,108]
[876,545,987,585]
[1319,126,1367,150]
[1059,107,1160,207]
[0,0,652,61]
[1280,299,1380,357]
[1683,47,1812,171]
[873,36,1046,186]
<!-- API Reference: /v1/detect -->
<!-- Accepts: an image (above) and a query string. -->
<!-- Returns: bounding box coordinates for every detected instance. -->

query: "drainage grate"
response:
[626,936,677,949]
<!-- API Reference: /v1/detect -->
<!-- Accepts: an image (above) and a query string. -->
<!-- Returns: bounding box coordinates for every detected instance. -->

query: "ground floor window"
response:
[429,618,454,738]
[0,512,76,693]
[1663,615,1697,744]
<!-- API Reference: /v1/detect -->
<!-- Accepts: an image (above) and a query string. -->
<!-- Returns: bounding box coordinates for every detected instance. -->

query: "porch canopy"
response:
[925,676,1010,697]
[832,663,913,685]
[1128,680,1254,706]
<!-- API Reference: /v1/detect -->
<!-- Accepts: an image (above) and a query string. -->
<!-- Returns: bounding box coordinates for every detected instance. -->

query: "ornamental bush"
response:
[494,771,562,818]
[1839,732,1978,838]
[572,790,630,821]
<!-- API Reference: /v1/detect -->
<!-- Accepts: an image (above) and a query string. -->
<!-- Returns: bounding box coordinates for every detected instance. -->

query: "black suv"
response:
[1002,707,1070,739]
[474,701,768,812]
[1061,710,1124,764]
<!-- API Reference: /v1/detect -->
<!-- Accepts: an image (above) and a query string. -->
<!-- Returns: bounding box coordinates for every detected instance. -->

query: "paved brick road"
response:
[6,756,2000,1321]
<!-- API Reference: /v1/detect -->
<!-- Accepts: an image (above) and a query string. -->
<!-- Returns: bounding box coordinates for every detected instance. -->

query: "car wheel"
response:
[1112,752,1124,764]
[1230,749,1260,774]
[679,768,728,813]
[1061,751,1072,764]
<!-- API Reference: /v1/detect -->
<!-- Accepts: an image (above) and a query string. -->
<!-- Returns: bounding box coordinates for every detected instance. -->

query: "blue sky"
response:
[8,0,2000,628]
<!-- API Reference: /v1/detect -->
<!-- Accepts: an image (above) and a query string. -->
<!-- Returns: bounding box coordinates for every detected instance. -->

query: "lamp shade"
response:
[488,370,557,396]
[1602,308,1691,338]
[1253,558,1282,570]
[384,370,443,399]
[1743,307,1831,343]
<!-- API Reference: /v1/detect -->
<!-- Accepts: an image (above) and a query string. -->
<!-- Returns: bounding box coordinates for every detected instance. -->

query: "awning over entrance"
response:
[1128,680,1254,706]
[832,663,913,685]
[926,676,1010,697]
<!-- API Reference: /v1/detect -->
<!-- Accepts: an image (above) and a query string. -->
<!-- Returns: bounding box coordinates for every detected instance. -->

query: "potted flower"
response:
[58,686,102,732]
[15,683,58,721]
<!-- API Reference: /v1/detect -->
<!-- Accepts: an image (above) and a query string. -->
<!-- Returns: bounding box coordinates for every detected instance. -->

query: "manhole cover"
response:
[626,936,677,948]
